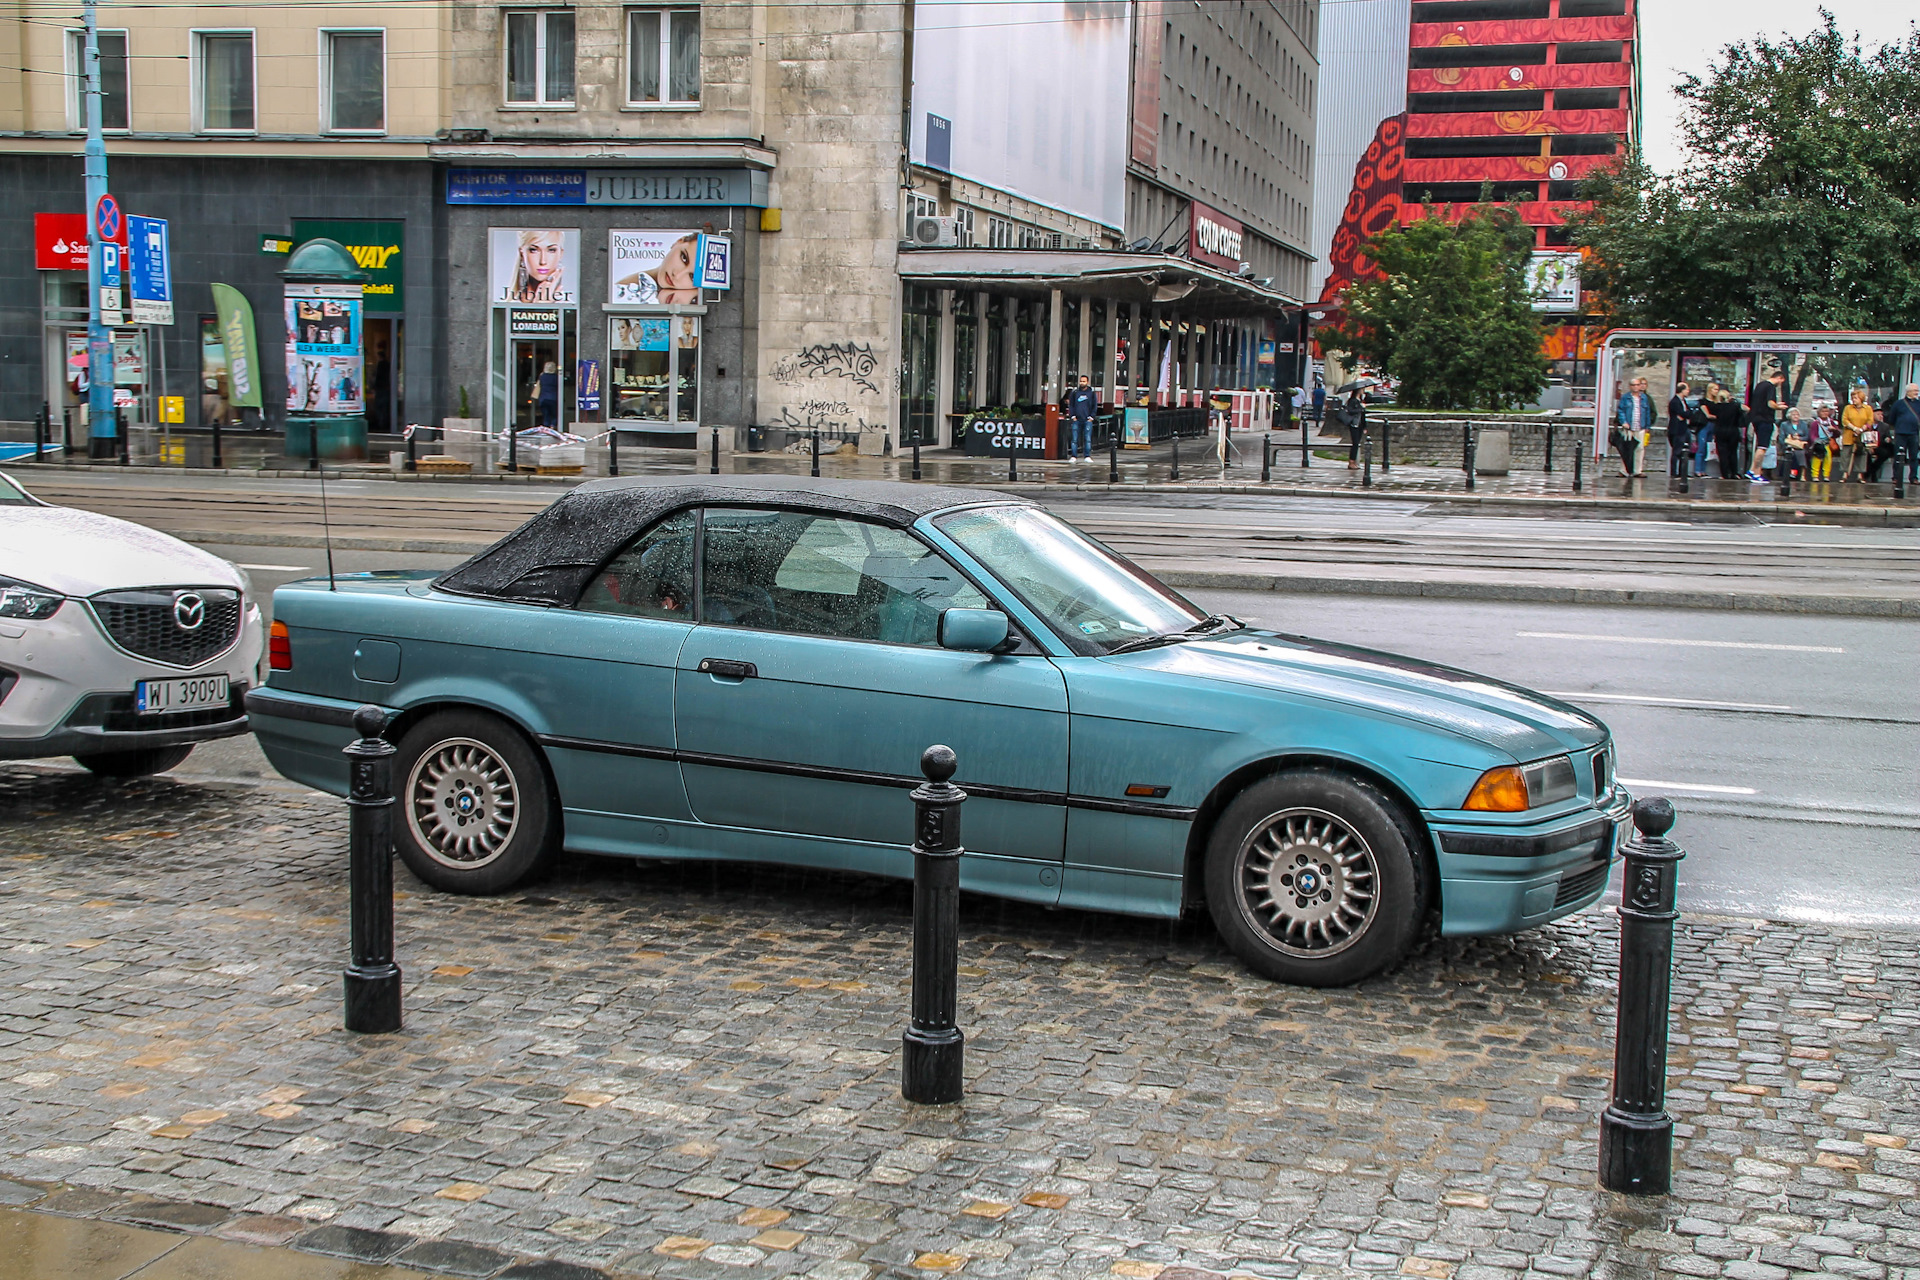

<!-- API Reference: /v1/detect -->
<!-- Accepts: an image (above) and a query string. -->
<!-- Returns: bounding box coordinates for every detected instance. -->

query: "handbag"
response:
[1860,428,1881,449]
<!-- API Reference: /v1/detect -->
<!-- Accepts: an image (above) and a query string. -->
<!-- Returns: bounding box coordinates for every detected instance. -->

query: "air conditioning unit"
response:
[909,216,961,247]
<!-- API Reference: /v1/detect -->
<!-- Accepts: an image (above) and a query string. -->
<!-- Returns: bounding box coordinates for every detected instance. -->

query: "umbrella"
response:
[1333,377,1380,395]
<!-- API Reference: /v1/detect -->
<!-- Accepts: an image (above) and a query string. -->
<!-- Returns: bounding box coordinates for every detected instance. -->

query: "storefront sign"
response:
[285,282,363,414]
[35,214,90,269]
[210,283,261,409]
[509,308,561,337]
[449,168,768,207]
[127,215,173,326]
[1189,202,1244,272]
[698,235,731,290]
[576,359,601,413]
[606,230,700,306]
[1123,406,1150,448]
[260,235,293,255]
[962,416,1045,457]
[1528,252,1581,313]
[489,228,580,307]
[293,220,404,313]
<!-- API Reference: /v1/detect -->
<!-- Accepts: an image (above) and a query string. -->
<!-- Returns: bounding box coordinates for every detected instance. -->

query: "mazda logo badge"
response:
[172,592,206,631]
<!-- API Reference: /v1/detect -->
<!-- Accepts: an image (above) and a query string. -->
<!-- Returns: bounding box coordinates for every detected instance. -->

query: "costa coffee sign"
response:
[1188,202,1244,272]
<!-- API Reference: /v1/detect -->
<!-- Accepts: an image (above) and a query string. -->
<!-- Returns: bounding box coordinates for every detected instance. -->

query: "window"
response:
[506,9,575,105]
[66,29,129,131]
[700,510,990,645]
[196,31,254,132]
[627,8,699,104]
[576,511,695,620]
[325,30,385,131]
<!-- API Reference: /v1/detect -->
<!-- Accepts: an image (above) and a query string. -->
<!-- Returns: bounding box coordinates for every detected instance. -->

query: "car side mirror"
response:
[938,608,1010,653]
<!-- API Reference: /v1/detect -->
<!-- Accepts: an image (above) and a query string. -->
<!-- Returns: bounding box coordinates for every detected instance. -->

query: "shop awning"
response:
[897,247,1300,315]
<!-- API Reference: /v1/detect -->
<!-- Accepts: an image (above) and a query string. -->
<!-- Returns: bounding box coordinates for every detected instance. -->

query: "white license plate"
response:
[135,674,229,715]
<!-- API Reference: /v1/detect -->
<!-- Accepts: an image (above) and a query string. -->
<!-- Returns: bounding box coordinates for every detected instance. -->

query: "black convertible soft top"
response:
[434,474,1025,606]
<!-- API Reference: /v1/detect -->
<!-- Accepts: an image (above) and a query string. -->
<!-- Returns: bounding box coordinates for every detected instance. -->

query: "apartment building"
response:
[1310,0,1640,394]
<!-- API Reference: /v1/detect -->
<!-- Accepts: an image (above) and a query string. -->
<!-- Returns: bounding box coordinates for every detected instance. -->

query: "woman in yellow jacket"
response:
[1839,388,1875,481]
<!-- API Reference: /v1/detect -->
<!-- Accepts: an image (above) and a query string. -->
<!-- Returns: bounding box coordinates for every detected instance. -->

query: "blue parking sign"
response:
[127,215,174,325]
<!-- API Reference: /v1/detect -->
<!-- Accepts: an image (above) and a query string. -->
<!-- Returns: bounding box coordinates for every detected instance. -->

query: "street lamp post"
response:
[82,0,115,460]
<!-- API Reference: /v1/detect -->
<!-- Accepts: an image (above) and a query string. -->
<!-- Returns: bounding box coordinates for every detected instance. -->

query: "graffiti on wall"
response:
[772,341,882,395]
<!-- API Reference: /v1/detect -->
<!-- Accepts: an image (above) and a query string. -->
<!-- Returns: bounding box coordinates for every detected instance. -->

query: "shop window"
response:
[195,31,255,132]
[628,8,699,105]
[952,294,977,415]
[506,9,575,105]
[325,31,385,132]
[65,29,129,131]
[609,315,699,427]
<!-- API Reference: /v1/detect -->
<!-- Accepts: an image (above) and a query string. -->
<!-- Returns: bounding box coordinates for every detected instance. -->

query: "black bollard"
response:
[1260,432,1271,483]
[609,426,620,476]
[508,420,518,475]
[913,439,922,481]
[212,414,223,469]
[1008,439,1017,483]
[1545,424,1554,474]
[309,419,319,473]
[1894,441,1906,500]
[62,407,72,458]
[34,401,47,461]
[1361,425,1372,488]
[1300,414,1310,469]
[1171,431,1181,482]
[343,705,403,1034]
[1574,437,1584,493]
[1778,449,1791,499]
[1600,797,1684,1195]
[1465,425,1476,492]
[710,426,720,475]
[406,427,417,473]
[118,408,129,466]
[902,744,966,1103]
[1381,418,1392,473]
[811,429,821,478]
[1462,421,1472,476]
[1108,420,1119,485]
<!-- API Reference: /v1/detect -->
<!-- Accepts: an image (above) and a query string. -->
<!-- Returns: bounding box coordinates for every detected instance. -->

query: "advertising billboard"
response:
[488,228,581,307]
[285,283,363,414]
[608,230,701,306]
[908,1,1130,230]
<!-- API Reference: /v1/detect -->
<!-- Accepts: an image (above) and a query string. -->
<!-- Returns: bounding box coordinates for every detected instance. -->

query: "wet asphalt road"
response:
[160,543,1920,931]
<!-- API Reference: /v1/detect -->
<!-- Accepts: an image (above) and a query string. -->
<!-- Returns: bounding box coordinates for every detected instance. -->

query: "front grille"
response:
[1555,859,1611,908]
[88,587,242,668]
[66,685,248,733]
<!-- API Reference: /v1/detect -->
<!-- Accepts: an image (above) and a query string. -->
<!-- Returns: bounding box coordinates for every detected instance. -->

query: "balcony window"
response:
[196,31,255,132]
[506,9,575,105]
[628,8,700,105]
[326,31,385,132]
[66,29,129,131]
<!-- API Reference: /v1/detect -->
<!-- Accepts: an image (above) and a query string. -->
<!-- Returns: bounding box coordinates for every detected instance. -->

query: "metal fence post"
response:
[343,705,403,1034]
[1260,432,1271,483]
[902,744,966,1104]
[811,428,821,478]
[1600,797,1684,1195]
[1465,424,1476,492]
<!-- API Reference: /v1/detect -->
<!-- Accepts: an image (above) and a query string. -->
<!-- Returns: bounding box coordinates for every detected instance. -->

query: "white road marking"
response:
[1518,631,1843,653]
[1541,691,1794,712]
[1617,777,1760,796]
[235,563,313,571]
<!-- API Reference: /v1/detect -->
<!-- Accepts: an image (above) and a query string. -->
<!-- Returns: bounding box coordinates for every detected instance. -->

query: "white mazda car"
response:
[0,470,262,775]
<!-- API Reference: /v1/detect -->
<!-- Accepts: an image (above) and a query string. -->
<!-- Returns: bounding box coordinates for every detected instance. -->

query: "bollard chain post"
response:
[1008,438,1017,483]
[34,401,47,461]
[1599,796,1683,1195]
[1545,423,1554,474]
[343,705,403,1033]
[1300,413,1310,469]
[1361,424,1372,488]
[1108,418,1120,485]
[902,744,966,1104]
[508,420,518,474]
[1260,432,1271,483]
[1464,424,1476,492]
[913,438,922,481]
[710,426,720,475]
[212,414,223,469]
[63,407,73,458]
[1574,437,1584,493]
[811,429,821,477]
[1381,417,1392,473]
[118,407,129,466]
[1895,440,1907,500]
[1170,430,1181,482]
[1678,438,1689,495]
[406,427,417,473]
[309,419,320,473]
[609,426,620,476]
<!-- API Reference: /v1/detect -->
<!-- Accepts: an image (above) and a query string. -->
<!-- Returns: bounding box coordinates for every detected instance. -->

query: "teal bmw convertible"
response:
[247,476,1628,986]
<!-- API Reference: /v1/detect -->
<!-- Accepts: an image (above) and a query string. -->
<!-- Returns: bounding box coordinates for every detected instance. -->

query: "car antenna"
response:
[318,453,337,591]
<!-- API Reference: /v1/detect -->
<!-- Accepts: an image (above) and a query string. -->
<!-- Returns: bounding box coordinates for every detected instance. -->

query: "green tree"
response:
[1570,15,1920,335]
[1321,207,1549,411]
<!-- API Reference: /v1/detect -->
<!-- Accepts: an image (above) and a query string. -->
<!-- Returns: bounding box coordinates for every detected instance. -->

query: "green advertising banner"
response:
[292,220,403,312]
[209,282,262,409]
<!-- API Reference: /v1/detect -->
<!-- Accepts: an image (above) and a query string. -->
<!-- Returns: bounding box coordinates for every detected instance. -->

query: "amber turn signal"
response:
[1463,765,1530,812]
[268,620,292,670]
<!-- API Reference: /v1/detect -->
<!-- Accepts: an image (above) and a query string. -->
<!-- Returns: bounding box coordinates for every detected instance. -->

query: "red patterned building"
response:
[1312,0,1642,397]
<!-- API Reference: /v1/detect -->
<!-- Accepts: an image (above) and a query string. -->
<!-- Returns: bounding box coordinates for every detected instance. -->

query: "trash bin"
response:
[746,425,767,452]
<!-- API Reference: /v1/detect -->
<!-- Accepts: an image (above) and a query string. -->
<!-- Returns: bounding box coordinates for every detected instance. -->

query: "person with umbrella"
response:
[1330,377,1374,469]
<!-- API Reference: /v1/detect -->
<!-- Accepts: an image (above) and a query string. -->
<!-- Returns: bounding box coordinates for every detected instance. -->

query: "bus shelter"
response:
[1590,329,1920,456]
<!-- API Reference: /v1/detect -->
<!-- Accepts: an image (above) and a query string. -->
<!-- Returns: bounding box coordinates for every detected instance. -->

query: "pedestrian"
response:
[1747,369,1785,482]
[1064,374,1098,460]
[1861,407,1890,482]
[1665,381,1694,477]
[1838,387,1874,481]
[1891,382,1920,484]
[1781,408,1808,481]
[1612,376,1655,476]
[1332,388,1366,469]
[1708,386,1745,480]
[533,361,560,429]
[1692,381,1719,477]
[1807,401,1837,481]
[1311,377,1326,424]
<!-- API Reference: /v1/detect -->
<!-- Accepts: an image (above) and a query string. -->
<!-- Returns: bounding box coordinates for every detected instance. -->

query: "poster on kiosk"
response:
[284,285,363,414]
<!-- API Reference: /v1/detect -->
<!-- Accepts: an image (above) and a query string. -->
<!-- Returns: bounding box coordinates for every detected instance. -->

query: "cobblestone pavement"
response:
[2,765,1916,1280]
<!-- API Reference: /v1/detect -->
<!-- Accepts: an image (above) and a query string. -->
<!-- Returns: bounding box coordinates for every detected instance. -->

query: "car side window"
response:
[701,508,990,645]
[575,510,695,620]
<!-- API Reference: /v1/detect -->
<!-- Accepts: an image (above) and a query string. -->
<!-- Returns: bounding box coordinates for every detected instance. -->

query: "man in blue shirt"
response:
[1892,383,1920,483]
[1065,375,1099,460]
[1614,377,1655,477]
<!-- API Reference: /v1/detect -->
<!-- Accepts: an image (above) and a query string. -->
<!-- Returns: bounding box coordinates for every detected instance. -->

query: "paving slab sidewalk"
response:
[2,765,1916,1280]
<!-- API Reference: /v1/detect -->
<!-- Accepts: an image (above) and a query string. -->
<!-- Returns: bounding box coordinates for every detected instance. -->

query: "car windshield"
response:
[934,505,1210,655]
[0,473,34,505]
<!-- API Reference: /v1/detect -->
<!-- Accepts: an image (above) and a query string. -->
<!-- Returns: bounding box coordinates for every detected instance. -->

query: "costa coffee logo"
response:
[1189,203,1245,269]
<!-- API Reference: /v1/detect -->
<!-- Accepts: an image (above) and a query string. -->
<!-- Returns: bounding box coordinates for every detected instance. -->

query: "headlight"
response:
[0,575,63,620]
[1464,754,1578,811]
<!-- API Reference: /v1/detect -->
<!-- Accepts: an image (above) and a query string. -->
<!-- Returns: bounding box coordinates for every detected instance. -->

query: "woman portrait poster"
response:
[488,228,580,306]
[608,230,701,306]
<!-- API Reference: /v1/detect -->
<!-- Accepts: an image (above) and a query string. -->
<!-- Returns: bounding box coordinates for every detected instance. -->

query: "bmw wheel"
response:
[393,710,556,894]
[1204,769,1426,987]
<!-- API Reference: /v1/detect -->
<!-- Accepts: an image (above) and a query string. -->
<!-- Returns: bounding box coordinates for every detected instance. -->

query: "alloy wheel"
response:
[406,737,521,870]
[1235,807,1380,957]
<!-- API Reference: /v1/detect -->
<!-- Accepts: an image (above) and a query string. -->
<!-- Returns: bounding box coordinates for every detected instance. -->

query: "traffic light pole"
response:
[83,0,115,457]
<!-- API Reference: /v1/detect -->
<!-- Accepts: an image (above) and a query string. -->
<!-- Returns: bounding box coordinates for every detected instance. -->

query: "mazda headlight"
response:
[0,575,63,620]
[1464,754,1578,812]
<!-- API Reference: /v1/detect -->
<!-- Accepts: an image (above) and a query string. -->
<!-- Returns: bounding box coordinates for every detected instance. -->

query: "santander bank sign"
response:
[1188,202,1245,272]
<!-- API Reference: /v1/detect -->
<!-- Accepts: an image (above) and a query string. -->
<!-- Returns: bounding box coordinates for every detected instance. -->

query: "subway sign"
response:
[291,219,404,313]
[1189,201,1245,272]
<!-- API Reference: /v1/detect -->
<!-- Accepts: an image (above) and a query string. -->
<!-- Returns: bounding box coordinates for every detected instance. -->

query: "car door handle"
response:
[697,658,757,680]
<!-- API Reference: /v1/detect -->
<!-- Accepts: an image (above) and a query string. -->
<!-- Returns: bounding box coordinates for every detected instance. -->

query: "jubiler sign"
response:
[1189,201,1245,272]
